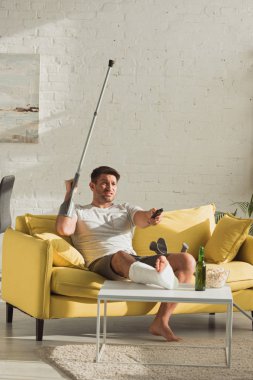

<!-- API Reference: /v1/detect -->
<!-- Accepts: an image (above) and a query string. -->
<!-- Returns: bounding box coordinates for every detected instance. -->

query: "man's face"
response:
[90,174,118,204]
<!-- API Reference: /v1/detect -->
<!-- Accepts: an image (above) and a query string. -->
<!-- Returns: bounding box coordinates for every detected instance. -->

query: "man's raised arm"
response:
[56,180,78,236]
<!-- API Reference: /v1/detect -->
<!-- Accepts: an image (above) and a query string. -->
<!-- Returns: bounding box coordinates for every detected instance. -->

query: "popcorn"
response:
[206,267,230,288]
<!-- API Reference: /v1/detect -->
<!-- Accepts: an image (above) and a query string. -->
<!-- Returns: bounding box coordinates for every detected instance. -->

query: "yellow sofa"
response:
[2,204,253,341]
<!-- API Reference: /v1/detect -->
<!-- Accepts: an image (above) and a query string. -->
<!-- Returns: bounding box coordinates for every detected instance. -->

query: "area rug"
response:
[39,337,253,380]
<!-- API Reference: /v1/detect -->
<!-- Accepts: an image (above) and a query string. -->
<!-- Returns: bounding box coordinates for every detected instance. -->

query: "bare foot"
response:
[155,255,168,273]
[149,318,182,342]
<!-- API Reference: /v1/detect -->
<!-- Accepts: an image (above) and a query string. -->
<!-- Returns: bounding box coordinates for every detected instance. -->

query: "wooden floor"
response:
[0,296,252,380]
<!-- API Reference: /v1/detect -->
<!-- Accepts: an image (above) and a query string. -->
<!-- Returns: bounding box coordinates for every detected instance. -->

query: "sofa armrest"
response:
[236,235,253,265]
[2,228,53,319]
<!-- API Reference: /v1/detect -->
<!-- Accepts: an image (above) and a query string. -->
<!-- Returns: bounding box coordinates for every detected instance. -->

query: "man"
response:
[56,166,196,342]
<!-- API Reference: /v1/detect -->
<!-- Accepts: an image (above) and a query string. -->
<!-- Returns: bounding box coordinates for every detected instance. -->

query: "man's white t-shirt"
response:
[71,203,142,266]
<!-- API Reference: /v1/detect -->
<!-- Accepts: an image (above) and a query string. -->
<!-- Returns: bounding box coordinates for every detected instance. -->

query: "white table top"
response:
[98,281,233,304]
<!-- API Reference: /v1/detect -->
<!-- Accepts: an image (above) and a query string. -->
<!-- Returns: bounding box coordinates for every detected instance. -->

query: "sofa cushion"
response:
[133,204,216,259]
[51,267,105,299]
[236,236,253,265]
[51,261,253,298]
[25,213,56,234]
[206,261,253,292]
[204,214,252,264]
[15,215,30,234]
[35,233,86,269]
[24,214,71,244]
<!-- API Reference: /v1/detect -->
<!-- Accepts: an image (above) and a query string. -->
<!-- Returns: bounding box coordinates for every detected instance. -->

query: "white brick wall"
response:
[0,0,252,268]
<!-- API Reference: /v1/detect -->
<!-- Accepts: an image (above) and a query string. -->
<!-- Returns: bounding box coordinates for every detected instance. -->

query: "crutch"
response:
[59,59,115,217]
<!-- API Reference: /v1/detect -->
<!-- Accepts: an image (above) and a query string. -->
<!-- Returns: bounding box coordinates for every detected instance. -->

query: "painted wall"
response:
[0,0,252,268]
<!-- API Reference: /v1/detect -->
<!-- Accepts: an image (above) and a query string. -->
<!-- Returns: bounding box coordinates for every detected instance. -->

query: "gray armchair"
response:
[0,175,15,233]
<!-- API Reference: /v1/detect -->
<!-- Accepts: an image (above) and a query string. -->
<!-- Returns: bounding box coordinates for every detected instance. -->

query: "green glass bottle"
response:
[195,246,206,291]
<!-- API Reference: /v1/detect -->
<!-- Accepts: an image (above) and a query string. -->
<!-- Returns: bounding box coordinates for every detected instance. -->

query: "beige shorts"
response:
[88,253,169,281]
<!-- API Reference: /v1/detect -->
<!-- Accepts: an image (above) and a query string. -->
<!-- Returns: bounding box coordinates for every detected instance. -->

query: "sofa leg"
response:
[208,312,216,329]
[6,303,13,323]
[36,319,44,341]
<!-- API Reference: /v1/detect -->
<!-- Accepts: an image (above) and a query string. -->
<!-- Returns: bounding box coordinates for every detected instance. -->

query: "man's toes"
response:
[159,255,167,264]
[156,256,167,272]
[155,258,160,272]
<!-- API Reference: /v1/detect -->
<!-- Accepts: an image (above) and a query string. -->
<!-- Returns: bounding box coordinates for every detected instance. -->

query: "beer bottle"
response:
[195,246,206,291]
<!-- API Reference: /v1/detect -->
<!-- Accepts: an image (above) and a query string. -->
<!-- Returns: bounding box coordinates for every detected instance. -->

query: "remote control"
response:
[151,208,163,219]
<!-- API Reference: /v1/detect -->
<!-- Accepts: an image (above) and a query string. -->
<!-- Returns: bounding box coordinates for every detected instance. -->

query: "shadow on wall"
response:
[1,106,118,217]
[1,111,83,208]
[0,3,90,39]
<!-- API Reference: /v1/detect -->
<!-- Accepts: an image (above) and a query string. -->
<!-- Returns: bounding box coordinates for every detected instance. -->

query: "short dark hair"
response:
[90,166,120,183]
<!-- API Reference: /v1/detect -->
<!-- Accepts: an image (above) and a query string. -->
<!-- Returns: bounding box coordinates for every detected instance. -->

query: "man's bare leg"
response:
[111,251,196,342]
[149,254,196,342]
[149,302,180,341]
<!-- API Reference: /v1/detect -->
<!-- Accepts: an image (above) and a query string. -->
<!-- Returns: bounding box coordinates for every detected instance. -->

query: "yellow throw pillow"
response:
[133,204,216,259]
[204,214,252,264]
[236,236,253,265]
[24,214,71,244]
[25,213,56,232]
[35,232,86,269]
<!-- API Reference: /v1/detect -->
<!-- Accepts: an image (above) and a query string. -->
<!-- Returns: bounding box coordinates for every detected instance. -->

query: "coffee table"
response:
[96,281,233,367]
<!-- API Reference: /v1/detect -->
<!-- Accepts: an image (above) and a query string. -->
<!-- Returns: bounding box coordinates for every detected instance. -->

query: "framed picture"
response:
[0,53,40,143]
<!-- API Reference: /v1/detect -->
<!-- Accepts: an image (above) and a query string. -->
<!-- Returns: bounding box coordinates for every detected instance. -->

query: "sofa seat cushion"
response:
[207,261,253,292]
[51,267,106,299]
[51,261,253,298]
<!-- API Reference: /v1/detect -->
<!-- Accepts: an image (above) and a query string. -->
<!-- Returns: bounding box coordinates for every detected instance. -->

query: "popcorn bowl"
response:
[206,267,230,288]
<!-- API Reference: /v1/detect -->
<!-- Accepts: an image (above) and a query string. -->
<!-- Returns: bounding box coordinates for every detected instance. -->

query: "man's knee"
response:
[181,253,196,274]
[111,251,135,278]
[169,253,195,283]
[168,252,195,274]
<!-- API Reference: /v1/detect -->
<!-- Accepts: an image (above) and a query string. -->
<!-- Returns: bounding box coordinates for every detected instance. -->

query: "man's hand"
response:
[134,208,163,228]
[64,179,78,200]
[147,208,163,226]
